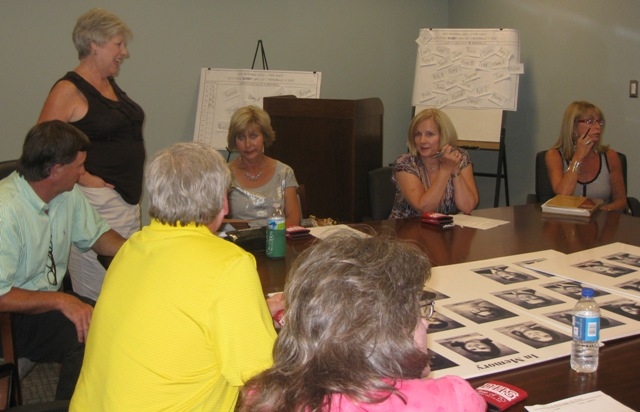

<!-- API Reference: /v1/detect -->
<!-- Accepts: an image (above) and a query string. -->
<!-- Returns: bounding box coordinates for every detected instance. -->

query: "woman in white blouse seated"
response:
[226,105,301,227]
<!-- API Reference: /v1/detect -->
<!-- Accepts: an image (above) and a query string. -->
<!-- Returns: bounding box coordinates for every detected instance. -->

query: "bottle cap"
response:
[581,287,595,298]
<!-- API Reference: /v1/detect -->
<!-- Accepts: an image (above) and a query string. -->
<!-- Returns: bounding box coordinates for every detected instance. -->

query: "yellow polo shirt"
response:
[70,220,276,411]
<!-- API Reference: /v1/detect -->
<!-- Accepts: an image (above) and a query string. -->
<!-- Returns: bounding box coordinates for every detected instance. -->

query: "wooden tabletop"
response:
[253,203,640,410]
[255,204,640,292]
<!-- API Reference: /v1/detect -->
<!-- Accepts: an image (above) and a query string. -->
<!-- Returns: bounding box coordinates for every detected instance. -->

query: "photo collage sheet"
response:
[424,245,640,380]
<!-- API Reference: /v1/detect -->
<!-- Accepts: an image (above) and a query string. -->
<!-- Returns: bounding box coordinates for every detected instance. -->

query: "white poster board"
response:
[193,68,322,149]
[412,28,523,111]
[415,105,504,144]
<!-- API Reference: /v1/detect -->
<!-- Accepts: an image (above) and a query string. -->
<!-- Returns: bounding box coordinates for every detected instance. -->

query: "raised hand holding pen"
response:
[440,144,463,175]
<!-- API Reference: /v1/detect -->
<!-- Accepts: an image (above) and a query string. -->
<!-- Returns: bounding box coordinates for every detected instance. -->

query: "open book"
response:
[541,195,604,217]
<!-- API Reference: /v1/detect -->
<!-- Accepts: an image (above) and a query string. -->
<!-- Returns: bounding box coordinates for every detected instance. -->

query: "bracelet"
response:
[451,171,461,178]
[566,160,581,174]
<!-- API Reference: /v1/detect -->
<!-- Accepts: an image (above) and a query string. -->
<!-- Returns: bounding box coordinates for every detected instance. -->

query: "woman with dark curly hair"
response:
[240,233,485,411]
[510,324,568,347]
[450,338,502,358]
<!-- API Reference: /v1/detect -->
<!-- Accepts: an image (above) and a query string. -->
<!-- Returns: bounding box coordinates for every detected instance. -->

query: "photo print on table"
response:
[492,288,564,310]
[616,279,640,294]
[439,332,517,362]
[424,288,450,301]
[542,280,609,300]
[426,312,465,333]
[600,299,640,321]
[445,299,517,324]
[544,309,623,330]
[573,260,635,278]
[514,258,546,268]
[428,349,458,372]
[514,258,554,277]
[605,252,640,268]
[497,321,571,349]
[471,265,537,285]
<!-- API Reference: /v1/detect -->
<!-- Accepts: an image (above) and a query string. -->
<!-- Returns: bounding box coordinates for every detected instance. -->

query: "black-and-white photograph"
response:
[472,265,537,285]
[424,288,450,301]
[542,280,609,300]
[492,288,564,310]
[605,252,640,268]
[439,333,517,362]
[426,312,464,333]
[573,260,634,278]
[428,349,458,372]
[601,299,640,321]
[497,321,571,349]
[513,258,554,277]
[514,258,546,267]
[544,309,623,330]
[616,279,640,294]
[444,299,518,324]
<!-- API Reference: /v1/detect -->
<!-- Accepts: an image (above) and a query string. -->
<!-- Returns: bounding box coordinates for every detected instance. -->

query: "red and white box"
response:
[475,380,528,411]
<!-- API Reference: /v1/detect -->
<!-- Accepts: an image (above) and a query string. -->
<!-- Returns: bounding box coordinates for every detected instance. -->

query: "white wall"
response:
[0,1,447,221]
[449,0,640,207]
[4,1,637,215]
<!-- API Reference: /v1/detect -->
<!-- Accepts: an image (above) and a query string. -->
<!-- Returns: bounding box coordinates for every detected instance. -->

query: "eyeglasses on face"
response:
[419,290,436,319]
[577,118,605,127]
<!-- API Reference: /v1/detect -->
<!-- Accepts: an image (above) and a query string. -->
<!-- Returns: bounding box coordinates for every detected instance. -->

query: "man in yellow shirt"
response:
[70,142,278,411]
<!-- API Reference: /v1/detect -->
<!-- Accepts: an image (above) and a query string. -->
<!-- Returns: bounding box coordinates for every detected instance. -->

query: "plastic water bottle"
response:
[266,203,286,259]
[570,287,600,373]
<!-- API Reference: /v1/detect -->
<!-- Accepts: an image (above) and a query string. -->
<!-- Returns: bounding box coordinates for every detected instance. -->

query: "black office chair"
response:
[295,184,308,219]
[0,160,19,180]
[367,166,395,220]
[529,150,640,216]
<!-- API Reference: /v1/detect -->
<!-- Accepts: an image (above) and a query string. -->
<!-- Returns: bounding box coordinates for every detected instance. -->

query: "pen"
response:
[434,147,458,158]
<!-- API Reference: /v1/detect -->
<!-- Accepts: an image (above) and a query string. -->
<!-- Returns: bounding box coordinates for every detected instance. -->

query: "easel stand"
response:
[251,40,269,70]
[459,124,509,207]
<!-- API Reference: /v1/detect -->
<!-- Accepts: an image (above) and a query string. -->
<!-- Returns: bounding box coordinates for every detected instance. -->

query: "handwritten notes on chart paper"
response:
[412,28,524,111]
[193,68,322,149]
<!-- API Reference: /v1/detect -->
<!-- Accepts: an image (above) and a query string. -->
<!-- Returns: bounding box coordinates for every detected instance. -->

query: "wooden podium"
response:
[263,96,383,223]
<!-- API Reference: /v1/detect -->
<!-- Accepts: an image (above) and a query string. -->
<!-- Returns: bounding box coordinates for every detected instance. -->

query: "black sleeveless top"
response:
[59,72,145,205]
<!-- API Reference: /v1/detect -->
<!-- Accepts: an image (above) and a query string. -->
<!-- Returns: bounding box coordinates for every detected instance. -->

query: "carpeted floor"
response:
[20,363,59,404]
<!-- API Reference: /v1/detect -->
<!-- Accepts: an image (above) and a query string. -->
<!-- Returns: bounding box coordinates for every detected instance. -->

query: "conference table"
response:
[252,203,640,411]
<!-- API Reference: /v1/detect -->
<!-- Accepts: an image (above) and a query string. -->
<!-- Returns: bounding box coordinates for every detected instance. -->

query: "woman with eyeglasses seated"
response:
[239,233,486,412]
[546,101,628,212]
[389,108,479,218]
